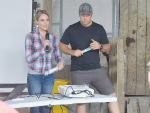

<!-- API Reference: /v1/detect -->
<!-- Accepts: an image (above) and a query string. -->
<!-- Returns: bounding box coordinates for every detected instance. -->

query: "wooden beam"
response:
[119,0,128,94]
[146,0,150,95]
[136,0,146,95]
[43,0,52,32]
[117,39,125,113]
[109,37,118,93]
[109,37,125,113]
[119,0,128,39]
[126,0,137,95]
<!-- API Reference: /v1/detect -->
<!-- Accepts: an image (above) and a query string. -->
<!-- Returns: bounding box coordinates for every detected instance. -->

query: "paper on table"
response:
[45,67,58,76]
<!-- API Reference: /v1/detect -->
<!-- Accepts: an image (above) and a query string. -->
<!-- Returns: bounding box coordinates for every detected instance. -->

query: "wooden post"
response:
[146,0,150,95]
[119,0,128,94]
[126,0,137,95]
[109,37,125,113]
[136,0,146,95]
[109,37,118,93]
[117,39,125,113]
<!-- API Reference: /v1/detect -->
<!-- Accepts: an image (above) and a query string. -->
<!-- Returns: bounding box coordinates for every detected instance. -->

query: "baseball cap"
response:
[79,3,93,15]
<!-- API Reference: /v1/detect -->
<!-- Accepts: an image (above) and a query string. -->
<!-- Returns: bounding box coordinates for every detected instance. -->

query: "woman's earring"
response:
[36,24,38,28]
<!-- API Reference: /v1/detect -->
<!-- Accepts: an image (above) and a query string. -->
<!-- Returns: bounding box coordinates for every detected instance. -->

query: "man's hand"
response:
[56,61,64,71]
[72,49,83,57]
[90,39,101,50]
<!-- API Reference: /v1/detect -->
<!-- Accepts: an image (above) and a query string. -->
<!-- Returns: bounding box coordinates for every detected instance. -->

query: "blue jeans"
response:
[27,74,54,113]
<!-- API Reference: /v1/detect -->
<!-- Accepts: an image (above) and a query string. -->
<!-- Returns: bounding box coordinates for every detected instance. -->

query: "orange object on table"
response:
[0,100,19,113]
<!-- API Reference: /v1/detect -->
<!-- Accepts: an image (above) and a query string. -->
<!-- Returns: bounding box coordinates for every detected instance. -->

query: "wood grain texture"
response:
[145,0,150,95]
[136,0,147,95]
[127,99,138,113]
[126,0,137,95]
[119,0,128,94]
[139,99,149,113]
[127,98,150,113]
[109,37,117,93]
[43,0,52,32]
[117,39,124,113]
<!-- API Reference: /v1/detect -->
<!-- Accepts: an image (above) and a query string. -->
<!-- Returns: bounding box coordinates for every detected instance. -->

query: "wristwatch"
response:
[100,45,103,50]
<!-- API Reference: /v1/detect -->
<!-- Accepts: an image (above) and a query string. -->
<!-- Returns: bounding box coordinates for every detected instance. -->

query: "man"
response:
[59,3,120,113]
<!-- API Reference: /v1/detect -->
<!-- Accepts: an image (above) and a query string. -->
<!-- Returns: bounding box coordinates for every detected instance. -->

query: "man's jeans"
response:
[27,74,54,113]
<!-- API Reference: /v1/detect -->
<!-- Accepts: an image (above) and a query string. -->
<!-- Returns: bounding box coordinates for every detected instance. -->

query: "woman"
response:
[25,10,64,113]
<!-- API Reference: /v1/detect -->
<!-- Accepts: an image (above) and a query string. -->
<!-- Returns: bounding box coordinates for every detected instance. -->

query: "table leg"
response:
[62,105,77,113]
[89,103,91,113]
[100,103,103,113]
[46,105,51,112]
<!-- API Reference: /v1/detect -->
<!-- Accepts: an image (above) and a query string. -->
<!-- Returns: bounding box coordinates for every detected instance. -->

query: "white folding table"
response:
[5,94,117,113]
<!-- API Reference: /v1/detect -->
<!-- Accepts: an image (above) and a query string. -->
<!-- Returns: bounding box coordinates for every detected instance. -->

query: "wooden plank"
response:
[43,0,52,32]
[136,0,147,95]
[119,0,128,39]
[139,99,149,113]
[126,0,137,95]
[127,99,133,113]
[146,0,150,95]
[109,38,125,113]
[119,0,128,94]
[127,99,139,113]
[109,37,117,93]
[117,39,124,113]
[132,99,139,113]
[127,97,150,113]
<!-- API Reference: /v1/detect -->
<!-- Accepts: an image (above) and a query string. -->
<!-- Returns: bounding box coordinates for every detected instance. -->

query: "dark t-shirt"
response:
[60,21,109,71]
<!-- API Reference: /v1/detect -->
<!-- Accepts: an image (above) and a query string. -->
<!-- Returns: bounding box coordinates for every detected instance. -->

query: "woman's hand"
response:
[56,61,64,71]
[43,39,50,50]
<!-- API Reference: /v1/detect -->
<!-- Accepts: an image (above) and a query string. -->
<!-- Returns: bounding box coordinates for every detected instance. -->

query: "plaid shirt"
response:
[25,29,64,73]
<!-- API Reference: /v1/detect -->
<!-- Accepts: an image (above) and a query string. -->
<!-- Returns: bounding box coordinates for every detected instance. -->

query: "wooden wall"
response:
[126,97,150,113]
[119,0,150,95]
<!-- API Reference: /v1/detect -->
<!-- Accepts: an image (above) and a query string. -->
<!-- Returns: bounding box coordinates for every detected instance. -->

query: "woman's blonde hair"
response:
[35,10,49,21]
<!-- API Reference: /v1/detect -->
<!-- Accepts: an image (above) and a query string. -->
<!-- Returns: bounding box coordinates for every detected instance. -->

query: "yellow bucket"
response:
[51,79,70,94]
[51,105,68,113]
[50,79,70,113]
